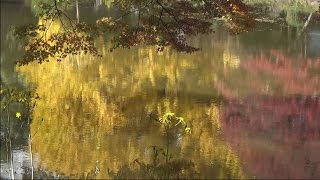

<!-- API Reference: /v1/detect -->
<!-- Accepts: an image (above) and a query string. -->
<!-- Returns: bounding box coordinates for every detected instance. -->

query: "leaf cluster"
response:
[16,0,254,65]
[18,30,100,65]
[157,112,191,134]
[0,86,39,111]
[103,0,254,52]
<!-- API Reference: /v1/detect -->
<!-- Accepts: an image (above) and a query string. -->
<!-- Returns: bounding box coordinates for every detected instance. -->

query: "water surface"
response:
[1,1,320,179]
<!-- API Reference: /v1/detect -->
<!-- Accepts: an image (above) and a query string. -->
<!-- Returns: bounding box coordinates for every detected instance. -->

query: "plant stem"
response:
[166,130,169,164]
[3,110,10,178]
[27,102,34,180]
[9,139,14,180]
[165,126,170,180]
[29,132,34,179]
[7,108,14,179]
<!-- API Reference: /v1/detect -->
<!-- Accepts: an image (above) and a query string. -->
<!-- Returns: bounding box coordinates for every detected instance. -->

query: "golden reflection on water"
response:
[17,20,246,178]
[16,18,320,178]
[17,49,245,179]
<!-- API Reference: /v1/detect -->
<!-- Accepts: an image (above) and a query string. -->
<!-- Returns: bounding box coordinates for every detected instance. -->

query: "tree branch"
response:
[114,0,154,22]
[156,0,184,32]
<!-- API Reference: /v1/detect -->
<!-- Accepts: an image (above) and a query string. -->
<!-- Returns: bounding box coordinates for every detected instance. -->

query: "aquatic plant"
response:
[107,112,195,179]
[0,85,40,179]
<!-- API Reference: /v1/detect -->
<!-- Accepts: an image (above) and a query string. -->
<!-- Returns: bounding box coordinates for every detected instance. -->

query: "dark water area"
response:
[1,1,320,179]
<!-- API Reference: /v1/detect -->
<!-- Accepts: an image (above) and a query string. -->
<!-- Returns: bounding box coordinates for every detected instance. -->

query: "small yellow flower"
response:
[16,112,21,119]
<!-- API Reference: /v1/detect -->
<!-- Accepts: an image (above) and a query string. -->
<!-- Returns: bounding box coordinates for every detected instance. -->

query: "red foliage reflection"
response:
[220,96,320,179]
[241,50,320,95]
[218,50,320,179]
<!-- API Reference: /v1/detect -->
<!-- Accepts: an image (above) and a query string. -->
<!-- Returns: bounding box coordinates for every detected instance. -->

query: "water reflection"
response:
[1,2,320,179]
[0,147,31,179]
[17,39,246,179]
[221,96,320,178]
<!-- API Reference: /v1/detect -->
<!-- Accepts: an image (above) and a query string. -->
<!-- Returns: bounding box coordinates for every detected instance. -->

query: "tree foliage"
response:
[15,0,254,65]
[1,86,39,112]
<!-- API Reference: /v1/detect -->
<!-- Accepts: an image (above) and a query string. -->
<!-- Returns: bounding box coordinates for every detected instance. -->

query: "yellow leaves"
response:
[96,17,112,25]
[164,112,175,119]
[185,127,192,134]
[16,112,22,119]
[160,112,176,125]
[175,117,184,126]
[159,112,191,134]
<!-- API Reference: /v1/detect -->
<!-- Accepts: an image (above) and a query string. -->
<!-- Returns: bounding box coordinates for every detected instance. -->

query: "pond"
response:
[1,1,320,179]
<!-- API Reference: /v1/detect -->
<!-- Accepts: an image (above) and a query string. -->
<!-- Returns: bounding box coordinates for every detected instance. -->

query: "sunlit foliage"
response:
[15,0,254,65]
[0,86,39,112]
[14,19,101,65]
[158,112,191,134]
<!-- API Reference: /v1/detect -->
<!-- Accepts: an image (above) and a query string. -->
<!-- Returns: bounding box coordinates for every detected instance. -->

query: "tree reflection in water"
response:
[221,96,320,179]
[13,9,319,178]
[17,24,246,178]
[218,50,320,179]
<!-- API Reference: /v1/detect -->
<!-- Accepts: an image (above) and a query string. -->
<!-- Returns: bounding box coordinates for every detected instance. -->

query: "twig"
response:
[31,118,44,139]
[57,13,69,32]
[137,10,141,28]
[114,0,154,22]
[43,12,58,39]
[157,9,164,27]
[156,0,184,32]
[60,10,77,30]
[53,0,77,33]
[299,12,313,36]
[159,17,180,43]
